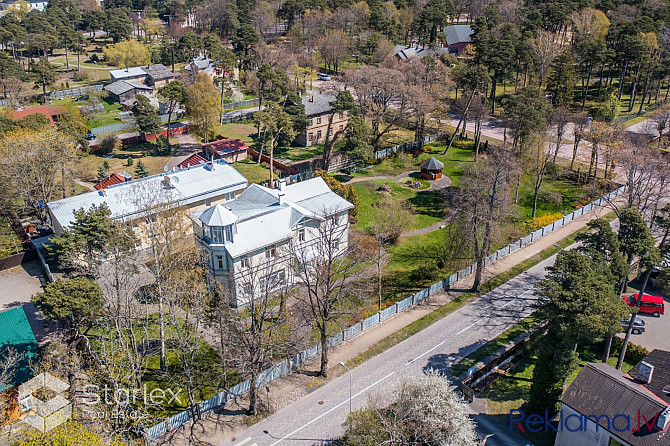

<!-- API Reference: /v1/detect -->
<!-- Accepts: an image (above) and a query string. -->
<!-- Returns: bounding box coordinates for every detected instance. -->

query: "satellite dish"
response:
[170,176,180,186]
[164,164,170,172]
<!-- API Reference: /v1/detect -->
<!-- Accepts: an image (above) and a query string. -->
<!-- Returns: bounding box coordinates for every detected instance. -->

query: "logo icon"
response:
[17,372,71,432]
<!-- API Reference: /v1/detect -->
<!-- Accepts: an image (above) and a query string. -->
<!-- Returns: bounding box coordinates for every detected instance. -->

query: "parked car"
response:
[318,73,331,81]
[84,133,96,140]
[621,316,646,334]
[622,293,665,317]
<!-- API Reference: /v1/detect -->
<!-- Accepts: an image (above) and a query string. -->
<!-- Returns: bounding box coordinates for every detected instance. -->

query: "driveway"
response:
[0,261,49,343]
[167,133,200,169]
[620,288,670,352]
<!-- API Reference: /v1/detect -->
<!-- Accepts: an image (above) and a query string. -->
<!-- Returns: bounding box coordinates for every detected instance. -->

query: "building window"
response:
[298,229,305,242]
[309,119,313,126]
[262,270,285,292]
[212,227,224,243]
[339,125,344,131]
[205,198,211,206]
[308,132,314,141]
[224,226,233,241]
[333,214,340,225]
[265,245,277,259]
[216,255,224,269]
[328,129,333,136]
[339,113,343,119]
[317,130,322,140]
[316,117,322,124]
[332,240,340,251]
[225,191,235,201]
[241,257,250,269]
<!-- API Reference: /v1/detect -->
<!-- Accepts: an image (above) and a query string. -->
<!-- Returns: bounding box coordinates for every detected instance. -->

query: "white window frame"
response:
[211,227,224,243]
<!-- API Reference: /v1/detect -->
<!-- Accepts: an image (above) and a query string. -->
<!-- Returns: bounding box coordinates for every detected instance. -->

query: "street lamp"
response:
[338,362,352,416]
[553,243,564,251]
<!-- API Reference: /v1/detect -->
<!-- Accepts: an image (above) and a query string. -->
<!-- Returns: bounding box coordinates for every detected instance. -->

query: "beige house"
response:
[295,94,350,147]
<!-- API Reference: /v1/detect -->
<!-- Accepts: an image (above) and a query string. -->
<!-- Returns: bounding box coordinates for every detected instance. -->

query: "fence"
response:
[223,98,259,111]
[221,110,255,124]
[50,84,103,99]
[143,184,625,441]
[90,112,183,135]
[373,135,436,159]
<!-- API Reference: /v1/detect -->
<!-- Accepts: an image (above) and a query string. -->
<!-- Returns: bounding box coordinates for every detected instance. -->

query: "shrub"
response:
[410,264,440,282]
[97,135,119,155]
[610,337,650,365]
[126,157,133,166]
[72,71,88,82]
[529,212,563,231]
[154,137,172,156]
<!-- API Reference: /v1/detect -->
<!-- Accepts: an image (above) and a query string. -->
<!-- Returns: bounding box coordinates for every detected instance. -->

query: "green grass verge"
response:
[344,211,616,370]
[450,314,539,376]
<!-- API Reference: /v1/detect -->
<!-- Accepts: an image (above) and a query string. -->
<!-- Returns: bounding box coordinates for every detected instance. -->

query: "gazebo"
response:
[420,157,444,180]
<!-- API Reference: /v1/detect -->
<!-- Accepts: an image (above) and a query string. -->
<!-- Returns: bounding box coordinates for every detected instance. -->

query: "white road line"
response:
[268,371,396,445]
[234,438,252,446]
[406,341,446,365]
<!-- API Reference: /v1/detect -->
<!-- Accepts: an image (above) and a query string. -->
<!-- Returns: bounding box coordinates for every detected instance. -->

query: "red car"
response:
[623,293,665,317]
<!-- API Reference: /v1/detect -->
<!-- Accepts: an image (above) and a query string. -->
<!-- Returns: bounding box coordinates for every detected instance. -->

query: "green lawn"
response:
[352,179,444,232]
[274,144,324,162]
[87,98,123,129]
[216,121,257,144]
[353,141,474,187]
[233,158,271,184]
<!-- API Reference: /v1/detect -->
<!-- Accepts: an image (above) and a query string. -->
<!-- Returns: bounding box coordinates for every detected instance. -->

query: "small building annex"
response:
[201,139,248,164]
[192,177,353,307]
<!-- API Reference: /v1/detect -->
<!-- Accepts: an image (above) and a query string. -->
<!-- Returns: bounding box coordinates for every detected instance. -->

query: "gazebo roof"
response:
[420,157,444,170]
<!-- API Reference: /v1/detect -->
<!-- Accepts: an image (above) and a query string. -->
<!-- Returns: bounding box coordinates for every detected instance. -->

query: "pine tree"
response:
[96,164,108,182]
[134,160,149,178]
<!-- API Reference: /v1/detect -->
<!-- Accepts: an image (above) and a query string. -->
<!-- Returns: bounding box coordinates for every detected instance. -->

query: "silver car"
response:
[621,316,646,334]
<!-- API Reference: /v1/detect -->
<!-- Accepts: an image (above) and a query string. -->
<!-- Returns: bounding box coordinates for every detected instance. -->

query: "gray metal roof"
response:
[104,80,152,96]
[48,160,247,231]
[185,57,214,74]
[392,44,450,60]
[302,94,336,117]
[199,204,238,226]
[193,177,353,258]
[143,64,174,81]
[421,157,444,170]
[445,25,473,46]
[110,67,147,80]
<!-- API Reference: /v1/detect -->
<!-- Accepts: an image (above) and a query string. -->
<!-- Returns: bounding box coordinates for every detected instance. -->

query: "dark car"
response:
[621,316,646,334]
[84,133,96,140]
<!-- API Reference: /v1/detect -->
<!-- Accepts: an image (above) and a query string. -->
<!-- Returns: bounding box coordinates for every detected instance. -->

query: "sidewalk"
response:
[159,200,615,446]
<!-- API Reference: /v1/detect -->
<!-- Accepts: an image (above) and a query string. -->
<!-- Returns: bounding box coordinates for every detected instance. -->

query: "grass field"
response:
[233,158,272,185]
[216,121,257,143]
[73,148,173,184]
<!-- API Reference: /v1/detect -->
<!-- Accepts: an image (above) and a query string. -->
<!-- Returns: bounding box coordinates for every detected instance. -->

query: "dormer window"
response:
[211,225,233,243]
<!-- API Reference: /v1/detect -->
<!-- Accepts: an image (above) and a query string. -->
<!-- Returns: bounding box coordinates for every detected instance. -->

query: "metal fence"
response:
[90,112,183,135]
[373,135,436,159]
[50,84,103,99]
[223,98,259,111]
[221,111,255,124]
[143,184,625,441]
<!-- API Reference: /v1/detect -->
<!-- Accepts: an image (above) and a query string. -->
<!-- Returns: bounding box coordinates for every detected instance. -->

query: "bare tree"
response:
[570,112,589,170]
[294,209,362,377]
[347,65,410,149]
[530,30,561,88]
[316,30,351,74]
[651,107,670,148]
[525,132,554,219]
[213,252,293,415]
[550,106,570,162]
[456,145,518,292]
[616,138,667,217]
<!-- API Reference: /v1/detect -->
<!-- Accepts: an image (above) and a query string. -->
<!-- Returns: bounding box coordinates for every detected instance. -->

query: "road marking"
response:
[234,438,252,446]
[268,371,396,445]
[456,289,533,335]
[406,341,446,365]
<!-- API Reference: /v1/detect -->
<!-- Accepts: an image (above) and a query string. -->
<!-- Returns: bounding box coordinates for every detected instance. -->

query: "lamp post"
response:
[553,243,564,251]
[338,361,352,418]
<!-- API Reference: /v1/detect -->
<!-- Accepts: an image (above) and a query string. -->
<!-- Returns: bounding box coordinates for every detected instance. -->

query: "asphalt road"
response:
[225,253,562,446]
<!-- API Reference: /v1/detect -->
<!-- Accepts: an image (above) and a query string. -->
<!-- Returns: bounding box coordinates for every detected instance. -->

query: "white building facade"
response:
[192,177,353,307]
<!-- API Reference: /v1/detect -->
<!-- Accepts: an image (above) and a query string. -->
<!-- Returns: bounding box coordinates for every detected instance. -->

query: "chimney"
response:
[637,361,654,384]
[278,179,287,191]
[278,192,285,205]
[309,96,314,102]
[657,406,670,431]
[100,188,107,196]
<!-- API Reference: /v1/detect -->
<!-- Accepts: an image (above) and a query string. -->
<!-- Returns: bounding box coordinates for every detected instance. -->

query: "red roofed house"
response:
[201,139,248,164]
[9,106,64,125]
[94,172,131,191]
[177,153,208,169]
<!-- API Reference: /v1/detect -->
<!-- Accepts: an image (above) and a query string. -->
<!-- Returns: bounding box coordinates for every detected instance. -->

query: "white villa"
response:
[48,160,248,248]
[192,177,353,307]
